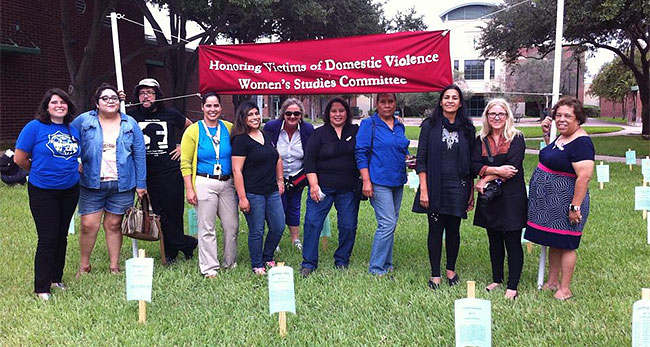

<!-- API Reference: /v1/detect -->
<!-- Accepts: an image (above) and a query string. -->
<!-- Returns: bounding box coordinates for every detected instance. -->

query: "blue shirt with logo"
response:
[15,120,80,189]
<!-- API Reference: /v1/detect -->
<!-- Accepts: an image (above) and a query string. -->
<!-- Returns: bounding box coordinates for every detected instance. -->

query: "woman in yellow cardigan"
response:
[180,92,238,278]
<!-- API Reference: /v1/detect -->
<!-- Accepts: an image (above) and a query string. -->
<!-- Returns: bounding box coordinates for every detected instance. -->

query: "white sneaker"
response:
[293,239,303,251]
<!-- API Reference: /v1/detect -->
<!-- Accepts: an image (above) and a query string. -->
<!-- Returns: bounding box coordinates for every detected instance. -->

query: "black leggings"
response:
[28,183,79,293]
[427,213,461,277]
[486,228,524,290]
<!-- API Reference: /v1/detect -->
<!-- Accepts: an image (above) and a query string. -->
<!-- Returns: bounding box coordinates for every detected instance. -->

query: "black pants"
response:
[147,170,196,259]
[427,213,461,277]
[486,228,524,290]
[28,182,79,293]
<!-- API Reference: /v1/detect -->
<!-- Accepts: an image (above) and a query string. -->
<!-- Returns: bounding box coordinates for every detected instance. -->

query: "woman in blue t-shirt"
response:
[15,88,81,301]
[231,101,285,275]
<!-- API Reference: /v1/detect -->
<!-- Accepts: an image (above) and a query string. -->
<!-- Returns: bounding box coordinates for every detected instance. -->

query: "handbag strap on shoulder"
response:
[483,136,494,163]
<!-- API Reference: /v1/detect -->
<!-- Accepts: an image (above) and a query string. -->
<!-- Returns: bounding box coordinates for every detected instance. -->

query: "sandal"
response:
[264,261,277,269]
[252,267,266,275]
[109,267,121,274]
[75,265,91,279]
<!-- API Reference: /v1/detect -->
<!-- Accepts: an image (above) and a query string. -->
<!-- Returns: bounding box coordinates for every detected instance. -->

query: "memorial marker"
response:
[632,288,650,347]
[455,281,491,347]
[268,263,295,337]
[635,183,650,219]
[125,249,154,324]
[596,161,609,189]
[642,157,650,184]
[626,149,637,171]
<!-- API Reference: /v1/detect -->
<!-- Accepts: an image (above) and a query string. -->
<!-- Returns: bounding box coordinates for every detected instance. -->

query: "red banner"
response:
[198,31,452,95]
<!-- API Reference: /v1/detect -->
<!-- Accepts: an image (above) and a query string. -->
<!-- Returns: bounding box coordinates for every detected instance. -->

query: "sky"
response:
[146,0,615,82]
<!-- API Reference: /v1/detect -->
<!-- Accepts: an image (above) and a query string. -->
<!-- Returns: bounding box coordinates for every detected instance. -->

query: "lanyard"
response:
[200,120,221,164]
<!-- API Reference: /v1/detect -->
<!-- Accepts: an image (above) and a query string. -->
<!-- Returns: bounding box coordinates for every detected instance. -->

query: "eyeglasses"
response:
[284,111,302,118]
[100,96,120,103]
[487,112,506,119]
[139,91,155,97]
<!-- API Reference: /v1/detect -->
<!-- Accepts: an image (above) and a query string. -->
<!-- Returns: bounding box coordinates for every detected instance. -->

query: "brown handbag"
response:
[121,193,161,241]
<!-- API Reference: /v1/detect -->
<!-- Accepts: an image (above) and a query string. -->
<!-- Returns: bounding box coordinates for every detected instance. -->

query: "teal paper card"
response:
[268,266,296,315]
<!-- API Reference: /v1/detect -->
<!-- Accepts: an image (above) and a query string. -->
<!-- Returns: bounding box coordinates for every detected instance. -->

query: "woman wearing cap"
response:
[14,88,80,300]
[128,78,197,264]
[71,83,147,276]
[180,92,238,278]
[264,98,314,251]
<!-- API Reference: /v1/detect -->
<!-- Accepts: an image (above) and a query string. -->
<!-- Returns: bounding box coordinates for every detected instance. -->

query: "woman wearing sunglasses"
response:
[263,98,314,251]
[71,83,147,276]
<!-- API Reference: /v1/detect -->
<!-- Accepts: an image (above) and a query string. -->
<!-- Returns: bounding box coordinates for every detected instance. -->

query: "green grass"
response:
[1,154,648,345]
[526,136,650,157]
[594,117,629,124]
[405,125,622,141]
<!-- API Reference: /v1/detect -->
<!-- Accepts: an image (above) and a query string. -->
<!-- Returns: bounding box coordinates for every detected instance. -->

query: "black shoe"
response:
[165,257,177,266]
[334,263,348,270]
[300,267,313,278]
[428,279,440,290]
[448,274,460,286]
[182,237,198,260]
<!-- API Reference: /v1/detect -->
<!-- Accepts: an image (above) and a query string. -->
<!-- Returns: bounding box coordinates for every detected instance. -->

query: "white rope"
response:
[125,93,201,107]
[109,13,192,44]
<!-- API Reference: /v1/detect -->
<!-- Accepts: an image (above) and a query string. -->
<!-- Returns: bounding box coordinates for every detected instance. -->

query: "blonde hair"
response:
[479,98,521,142]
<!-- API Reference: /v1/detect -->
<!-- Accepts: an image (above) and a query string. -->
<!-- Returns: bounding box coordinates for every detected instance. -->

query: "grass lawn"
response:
[1,155,648,345]
[594,117,629,124]
[526,136,650,157]
[405,125,622,141]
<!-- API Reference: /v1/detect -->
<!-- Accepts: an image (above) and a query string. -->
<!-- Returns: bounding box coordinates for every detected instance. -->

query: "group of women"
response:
[17,83,593,302]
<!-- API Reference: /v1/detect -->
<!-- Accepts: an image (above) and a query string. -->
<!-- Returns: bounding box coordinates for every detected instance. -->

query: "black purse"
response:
[284,169,308,191]
[478,137,503,205]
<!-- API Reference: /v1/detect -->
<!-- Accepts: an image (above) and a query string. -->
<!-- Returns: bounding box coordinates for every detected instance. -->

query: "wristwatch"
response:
[569,204,580,212]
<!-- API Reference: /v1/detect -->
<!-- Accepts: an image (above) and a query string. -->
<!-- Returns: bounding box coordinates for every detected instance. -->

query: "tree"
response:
[589,56,636,118]
[386,7,427,33]
[479,0,650,139]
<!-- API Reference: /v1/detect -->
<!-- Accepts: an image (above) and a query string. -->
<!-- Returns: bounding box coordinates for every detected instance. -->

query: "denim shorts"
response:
[78,181,135,215]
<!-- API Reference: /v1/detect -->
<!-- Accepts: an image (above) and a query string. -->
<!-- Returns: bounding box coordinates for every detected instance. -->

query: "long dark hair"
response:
[431,84,473,133]
[231,101,259,138]
[35,88,76,125]
[323,97,352,126]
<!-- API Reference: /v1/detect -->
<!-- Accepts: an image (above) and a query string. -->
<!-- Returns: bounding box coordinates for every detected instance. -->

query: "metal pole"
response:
[110,12,138,258]
[538,0,565,290]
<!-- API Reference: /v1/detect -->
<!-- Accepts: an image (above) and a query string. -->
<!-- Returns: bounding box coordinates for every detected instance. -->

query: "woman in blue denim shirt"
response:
[355,93,410,276]
[71,83,147,276]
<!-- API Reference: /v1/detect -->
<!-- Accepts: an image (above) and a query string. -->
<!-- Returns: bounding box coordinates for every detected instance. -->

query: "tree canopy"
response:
[479,0,650,138]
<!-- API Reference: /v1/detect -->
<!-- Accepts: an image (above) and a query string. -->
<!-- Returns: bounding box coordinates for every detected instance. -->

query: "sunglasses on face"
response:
[284,111,302,118]
[100,96,119,102]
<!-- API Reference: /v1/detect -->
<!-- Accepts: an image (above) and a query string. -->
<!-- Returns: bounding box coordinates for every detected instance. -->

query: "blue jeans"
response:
[280,186,303,227]
[368,184,403,275]
[244,191,285,269]
[301,187,360,270]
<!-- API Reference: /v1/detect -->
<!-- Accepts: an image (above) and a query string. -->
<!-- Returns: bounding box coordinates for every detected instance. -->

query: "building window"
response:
[453,60,459,71]
[446,5,493,21]
[467,96,486,117]
[464,60,485,80]
[489,59,495,79]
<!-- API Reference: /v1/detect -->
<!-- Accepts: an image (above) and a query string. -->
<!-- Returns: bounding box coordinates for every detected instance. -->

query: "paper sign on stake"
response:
[408,171,419,190]
[596,162,609,189]
[268,266,296,315]
[647,216,649,245]
[627,149,637,170]
[539,141,546,150]
[636,186,650,211]
[187,207,198,236]
[642,157,650,183]
[68,213,76,235]
[455,281,491,347]
[632,289,650,347]
[126,256,154,302]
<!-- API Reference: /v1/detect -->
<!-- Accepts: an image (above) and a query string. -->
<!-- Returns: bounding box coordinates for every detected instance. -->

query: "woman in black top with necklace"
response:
[299,98,360,277]
[413,84,476,290]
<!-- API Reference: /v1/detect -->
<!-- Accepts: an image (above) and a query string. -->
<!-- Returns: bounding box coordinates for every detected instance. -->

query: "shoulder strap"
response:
[483,136,494,163]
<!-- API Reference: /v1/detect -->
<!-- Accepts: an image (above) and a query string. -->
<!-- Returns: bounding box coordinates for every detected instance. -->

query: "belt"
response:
[196,173,231,181]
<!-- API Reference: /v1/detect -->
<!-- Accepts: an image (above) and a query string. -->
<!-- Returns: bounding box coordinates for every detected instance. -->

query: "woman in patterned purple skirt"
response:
[524,96,594,301]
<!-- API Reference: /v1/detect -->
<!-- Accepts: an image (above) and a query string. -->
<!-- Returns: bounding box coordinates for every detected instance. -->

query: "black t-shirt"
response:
[128,106,186,174]
[304,123,359,191]
[231,132,279,195]
[441,128,460,176]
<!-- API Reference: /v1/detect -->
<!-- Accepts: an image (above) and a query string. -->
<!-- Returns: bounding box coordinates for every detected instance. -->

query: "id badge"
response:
[213,164,222,176]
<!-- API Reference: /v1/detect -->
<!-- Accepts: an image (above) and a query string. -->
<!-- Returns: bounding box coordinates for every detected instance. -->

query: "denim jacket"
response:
[71,110,147,191]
